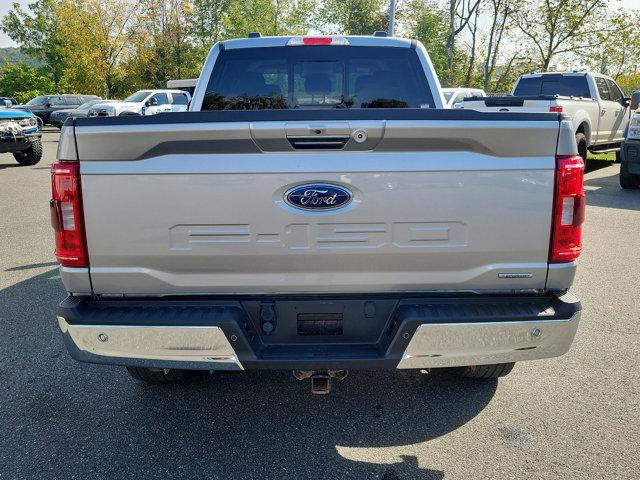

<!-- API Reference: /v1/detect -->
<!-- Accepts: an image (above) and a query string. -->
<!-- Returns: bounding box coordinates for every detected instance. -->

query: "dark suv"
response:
[17,94,100,124]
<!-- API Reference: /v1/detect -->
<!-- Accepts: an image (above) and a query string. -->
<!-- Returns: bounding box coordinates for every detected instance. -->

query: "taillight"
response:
[549,105,563,113]
[50,161,88,267]
[549,155,585,263]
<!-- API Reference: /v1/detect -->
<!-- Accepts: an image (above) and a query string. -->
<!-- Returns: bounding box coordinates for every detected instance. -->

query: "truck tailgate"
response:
[74,111,560,295]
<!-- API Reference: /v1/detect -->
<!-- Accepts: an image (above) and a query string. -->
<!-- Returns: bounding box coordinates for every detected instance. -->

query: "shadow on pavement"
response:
[5,261,58,272]
[0,161,21,170]
[0,270,497,479]
[585,159,614,174]
[584,169,640,211]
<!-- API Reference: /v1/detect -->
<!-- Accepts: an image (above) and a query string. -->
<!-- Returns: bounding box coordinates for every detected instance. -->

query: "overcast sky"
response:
[1,0,638,48]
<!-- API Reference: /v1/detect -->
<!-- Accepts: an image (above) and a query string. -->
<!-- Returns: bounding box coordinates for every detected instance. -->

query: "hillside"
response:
[0,47,39,66]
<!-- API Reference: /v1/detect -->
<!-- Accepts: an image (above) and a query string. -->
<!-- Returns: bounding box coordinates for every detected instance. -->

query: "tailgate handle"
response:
[287,136,349,150]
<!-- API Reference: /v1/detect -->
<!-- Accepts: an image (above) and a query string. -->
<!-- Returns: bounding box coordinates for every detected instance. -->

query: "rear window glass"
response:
[513,75,591,98]
[202,46,435,110]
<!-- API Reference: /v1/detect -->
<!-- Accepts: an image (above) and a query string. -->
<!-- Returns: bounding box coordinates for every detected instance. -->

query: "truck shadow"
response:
[583,168,640,211]
[0,269,497,479]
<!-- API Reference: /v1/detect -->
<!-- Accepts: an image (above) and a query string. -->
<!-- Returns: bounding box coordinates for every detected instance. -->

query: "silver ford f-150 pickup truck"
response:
[52,35,584,393]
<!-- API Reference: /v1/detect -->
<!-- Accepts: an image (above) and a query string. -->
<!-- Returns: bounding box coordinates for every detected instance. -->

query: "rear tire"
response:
[575,132,588,163]
[13,139,43,166]
[446,362,515,379]
[126,366,189,383]
[620,162,640,189]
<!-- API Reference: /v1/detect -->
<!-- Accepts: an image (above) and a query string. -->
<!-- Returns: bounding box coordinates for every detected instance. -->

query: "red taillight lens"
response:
[549,155,585,263]
[549,105,563,113]
[50,162,88,267]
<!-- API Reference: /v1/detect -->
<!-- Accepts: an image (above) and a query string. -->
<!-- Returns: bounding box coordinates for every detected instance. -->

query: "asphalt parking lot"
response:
[1,130,639,479]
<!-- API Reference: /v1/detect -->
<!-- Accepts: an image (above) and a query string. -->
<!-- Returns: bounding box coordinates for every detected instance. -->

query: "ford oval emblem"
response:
[284,183,352,211]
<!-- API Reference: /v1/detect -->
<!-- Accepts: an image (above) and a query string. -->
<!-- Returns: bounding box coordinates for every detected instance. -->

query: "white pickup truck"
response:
[52,35,583,394]
[88,89,191,117]
[463,72,631,162]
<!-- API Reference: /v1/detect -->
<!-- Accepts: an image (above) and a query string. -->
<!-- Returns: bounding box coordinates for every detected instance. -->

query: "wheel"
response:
[620,162,640,189]
[445,363,515,379]
[13,139,43,166]
[575,132,588,163]
[126,366,189,383]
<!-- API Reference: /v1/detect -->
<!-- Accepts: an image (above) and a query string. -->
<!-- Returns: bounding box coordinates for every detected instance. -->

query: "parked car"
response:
[0,96,19,106]
[441,87,486,108]
[620,91,640,189]
[53,34,583,392]
[49,99,121,128]
[88,89,190,117]
[16,94,100,125]
[0,107,42,165]
[462,72,631,162]
[166,78,197,96]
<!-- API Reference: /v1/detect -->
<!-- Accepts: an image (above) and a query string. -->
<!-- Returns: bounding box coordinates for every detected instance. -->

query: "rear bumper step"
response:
[57,293,581,370]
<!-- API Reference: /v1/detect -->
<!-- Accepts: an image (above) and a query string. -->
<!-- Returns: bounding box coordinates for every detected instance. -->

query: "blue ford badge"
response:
[284,183,352,211]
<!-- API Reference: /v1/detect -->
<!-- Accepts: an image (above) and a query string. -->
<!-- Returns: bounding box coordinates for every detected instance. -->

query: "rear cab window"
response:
[513,75,591,98]
[202,46,434,110]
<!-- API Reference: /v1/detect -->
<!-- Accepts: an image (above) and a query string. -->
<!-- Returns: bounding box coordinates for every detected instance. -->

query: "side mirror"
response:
[146,97,158,107]
[3,100,11,108]
[45,103,52,108]
[630,91,640,110]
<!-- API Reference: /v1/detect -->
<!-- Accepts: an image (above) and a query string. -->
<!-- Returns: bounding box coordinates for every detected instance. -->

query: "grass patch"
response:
[587,151,616,161]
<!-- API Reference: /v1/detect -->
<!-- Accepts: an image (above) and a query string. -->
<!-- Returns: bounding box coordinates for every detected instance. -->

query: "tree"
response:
[406,1,450,79]
[0,62,55,102]
[482,0,518,91]
[126,0,199,89]
[444,0,481,84]
[190,0,231,51]
[56,0,141,98]
[1,0,65,86]
[516,0,607,71]
[224,0,313,38]
[316,0,387,35]
[579,9,640,80]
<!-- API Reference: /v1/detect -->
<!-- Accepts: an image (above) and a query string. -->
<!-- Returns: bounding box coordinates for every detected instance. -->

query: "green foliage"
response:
[0,62,55,102]
[617,74,640,96]
[407,1,449,77]
[1,0,65,85]
[0,0,638,100]
[316,0,386,35]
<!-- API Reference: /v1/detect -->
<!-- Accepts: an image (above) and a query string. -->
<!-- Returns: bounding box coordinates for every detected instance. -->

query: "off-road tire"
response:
[13,139,43,166]
[446,363,515,379]
[575,132,588,163]
[126,366,189,383]
[620,162,640,189]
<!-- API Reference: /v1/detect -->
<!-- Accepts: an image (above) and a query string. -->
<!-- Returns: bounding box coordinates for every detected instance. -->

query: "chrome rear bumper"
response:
[58,318,243,371]
[397,311,580,368]
[56,293,581,371]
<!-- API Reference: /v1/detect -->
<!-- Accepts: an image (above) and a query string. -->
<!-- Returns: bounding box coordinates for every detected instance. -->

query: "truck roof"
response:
[220,35,414,50]
[520,71,616,81]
